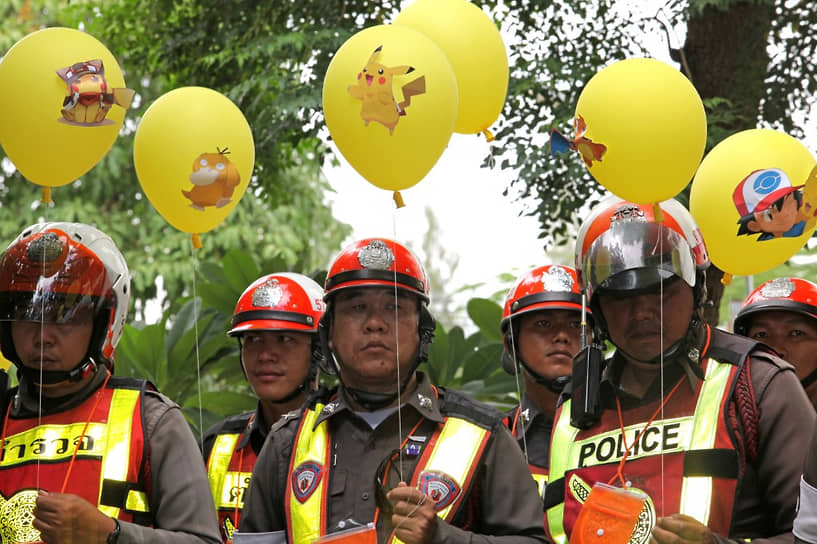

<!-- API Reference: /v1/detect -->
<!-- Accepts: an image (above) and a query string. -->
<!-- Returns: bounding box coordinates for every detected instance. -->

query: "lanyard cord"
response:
[0,371,113,493]
[232,412,255,531]
[607,376,684,488]
[372,415,427,526]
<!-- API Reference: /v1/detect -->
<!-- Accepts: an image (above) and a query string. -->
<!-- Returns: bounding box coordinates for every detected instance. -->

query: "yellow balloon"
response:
[690,129,817,277]
[133,87,254,236]
[323,24,458,193]
[574,58,706,203]
[394,0,508,136]
[0,27,132,187]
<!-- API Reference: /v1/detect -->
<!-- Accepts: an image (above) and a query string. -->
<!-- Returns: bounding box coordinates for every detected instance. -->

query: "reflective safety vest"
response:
[0,377,151,543]
[286,402,492,544]
[206,413,258,543]
[507,406,549,498]
[545,357,741,544]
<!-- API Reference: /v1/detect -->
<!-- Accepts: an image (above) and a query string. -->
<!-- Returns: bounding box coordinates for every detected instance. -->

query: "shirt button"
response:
[361,492,370,500]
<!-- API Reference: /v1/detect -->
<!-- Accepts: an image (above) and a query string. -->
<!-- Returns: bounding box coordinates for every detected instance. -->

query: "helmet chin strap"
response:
[18,357,99,387]
[342,360,418,411]
[801,367,817,391]
[519,360,570,394]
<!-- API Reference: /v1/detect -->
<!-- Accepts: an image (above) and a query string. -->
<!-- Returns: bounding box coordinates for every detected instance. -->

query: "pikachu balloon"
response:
[133,87,254,247]
[323,24,458,199]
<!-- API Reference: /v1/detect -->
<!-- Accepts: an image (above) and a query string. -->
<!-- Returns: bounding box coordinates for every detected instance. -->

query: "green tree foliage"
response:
[0,1,352,318]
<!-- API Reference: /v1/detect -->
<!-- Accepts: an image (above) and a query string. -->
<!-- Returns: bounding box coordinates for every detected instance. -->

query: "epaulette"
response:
[439,388,504,430]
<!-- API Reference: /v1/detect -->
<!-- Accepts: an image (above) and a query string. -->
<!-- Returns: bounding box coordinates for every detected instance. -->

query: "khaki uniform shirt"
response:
[239,372,548,544]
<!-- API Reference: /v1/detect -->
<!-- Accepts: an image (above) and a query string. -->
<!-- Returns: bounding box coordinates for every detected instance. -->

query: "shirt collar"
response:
[313,372,443,428]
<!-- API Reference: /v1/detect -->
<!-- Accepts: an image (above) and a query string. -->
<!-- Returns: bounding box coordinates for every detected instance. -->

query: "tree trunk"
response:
[682,1,775,326]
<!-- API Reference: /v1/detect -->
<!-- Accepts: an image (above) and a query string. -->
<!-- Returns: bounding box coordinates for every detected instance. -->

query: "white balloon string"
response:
[190,242,204,449]
[391,210,404,481]
[508,323,528,463]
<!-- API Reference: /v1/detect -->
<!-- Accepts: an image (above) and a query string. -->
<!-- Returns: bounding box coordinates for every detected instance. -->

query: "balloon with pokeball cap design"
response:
[690,128,817,278]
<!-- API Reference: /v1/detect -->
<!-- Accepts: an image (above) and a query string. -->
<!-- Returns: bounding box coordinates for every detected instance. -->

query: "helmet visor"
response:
[583,222,696,299]
[0,290,101,324]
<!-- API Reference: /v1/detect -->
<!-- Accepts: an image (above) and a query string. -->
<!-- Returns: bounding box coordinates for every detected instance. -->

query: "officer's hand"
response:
[33,491,117,544]
[386,482,438,544]
[651,513,716,544]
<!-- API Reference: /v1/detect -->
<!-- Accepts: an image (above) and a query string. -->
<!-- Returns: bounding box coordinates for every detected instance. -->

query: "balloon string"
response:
[190,244,205,448]
[721,273,733,286]
[41,187,53,205]
[393,191,405,209]
[192,233,202,249]
[482,128,495,142]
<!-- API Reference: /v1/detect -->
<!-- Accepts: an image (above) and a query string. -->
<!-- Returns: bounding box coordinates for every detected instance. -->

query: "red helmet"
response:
[324,238,429,302]
[0,222,130,369]
[229,273,325,336]
[501,264,587,333]
[575,196,709,302]
[733,277,817,335]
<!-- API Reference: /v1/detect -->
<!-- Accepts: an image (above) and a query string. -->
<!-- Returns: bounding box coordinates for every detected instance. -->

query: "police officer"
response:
[501,264,589,497]
[543,198,815,543]
[236,238,547,544]
[202,273,325,542]
[734,277,817,407]
[0,222,220,544]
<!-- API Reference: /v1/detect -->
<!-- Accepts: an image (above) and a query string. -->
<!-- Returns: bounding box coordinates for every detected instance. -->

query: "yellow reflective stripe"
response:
[391,418,490,544]
[679,359,731,524]
[98,388,141,518]
[207,433,241,511]
[126,490,149,512]
[422,418,488,521]
[290,404,328,544]
[213,471,253,509]
[532,473,548,499]
[0,423,107,465]
[546,400,577,544]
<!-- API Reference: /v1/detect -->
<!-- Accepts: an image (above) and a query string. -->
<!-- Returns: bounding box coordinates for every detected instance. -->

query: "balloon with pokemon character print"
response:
[690,128,817,278]
[554,58,706,204]
[394,0,508,140]
[0,27,133,199]
[133,87,254,248]
[322,24,457,205]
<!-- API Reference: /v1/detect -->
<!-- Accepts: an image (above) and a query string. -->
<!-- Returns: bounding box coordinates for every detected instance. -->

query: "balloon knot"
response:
[720,273,733,286]
[482,129,495,142]
[652,203,664,222]
[41,187,53,205]
[393,191,405,208]
[192,233,202,249]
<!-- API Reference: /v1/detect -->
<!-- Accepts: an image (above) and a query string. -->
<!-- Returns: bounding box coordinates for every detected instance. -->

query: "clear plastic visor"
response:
[0,287,103,325]
[582,222,696,299]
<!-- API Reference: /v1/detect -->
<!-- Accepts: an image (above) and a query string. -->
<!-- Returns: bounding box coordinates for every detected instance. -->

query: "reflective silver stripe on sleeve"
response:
[794,476,817,543]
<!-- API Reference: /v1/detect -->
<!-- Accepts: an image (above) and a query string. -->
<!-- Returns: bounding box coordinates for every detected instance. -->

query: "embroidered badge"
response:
[0,489,43,543]
[252,278,283,308]
[357,240,394,270]
[760,277,796,299]
[292,462,323,503]
[321,402,338,415]
[540,265,574,293]
[418,471,460,511]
